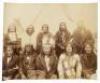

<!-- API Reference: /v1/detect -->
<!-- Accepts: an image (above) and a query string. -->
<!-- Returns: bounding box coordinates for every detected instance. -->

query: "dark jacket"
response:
[81,53,97,74]
[55,30,70,57]
[36,53,58,78]
[22,53,37,70]
[2,54,19,78]
[19,52,37,78]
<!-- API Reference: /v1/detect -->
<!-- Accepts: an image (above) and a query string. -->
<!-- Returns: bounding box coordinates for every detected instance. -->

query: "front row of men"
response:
[3,41,97,80]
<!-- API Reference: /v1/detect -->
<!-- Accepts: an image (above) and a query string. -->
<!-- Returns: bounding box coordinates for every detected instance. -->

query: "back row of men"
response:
[3,22,97,80]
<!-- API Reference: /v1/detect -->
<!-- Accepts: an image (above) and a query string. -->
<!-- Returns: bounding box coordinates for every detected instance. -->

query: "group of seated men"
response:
[3,22,97,80]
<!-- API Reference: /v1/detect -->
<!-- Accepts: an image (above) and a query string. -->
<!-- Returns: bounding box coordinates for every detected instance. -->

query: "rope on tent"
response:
[32,5,44,24]
[60,5,75,23]
[14,18,24,32]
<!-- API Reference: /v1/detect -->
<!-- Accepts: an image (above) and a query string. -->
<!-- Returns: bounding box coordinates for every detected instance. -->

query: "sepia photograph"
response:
[2,3,97,80]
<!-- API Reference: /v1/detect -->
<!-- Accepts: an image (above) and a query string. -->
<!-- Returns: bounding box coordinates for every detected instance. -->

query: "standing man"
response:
[4,23,21,56]
[55,22,71,58]
[4,23,18,49]
[36,24,53,54]
[25,24,35,47]
[4,23,18,43]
